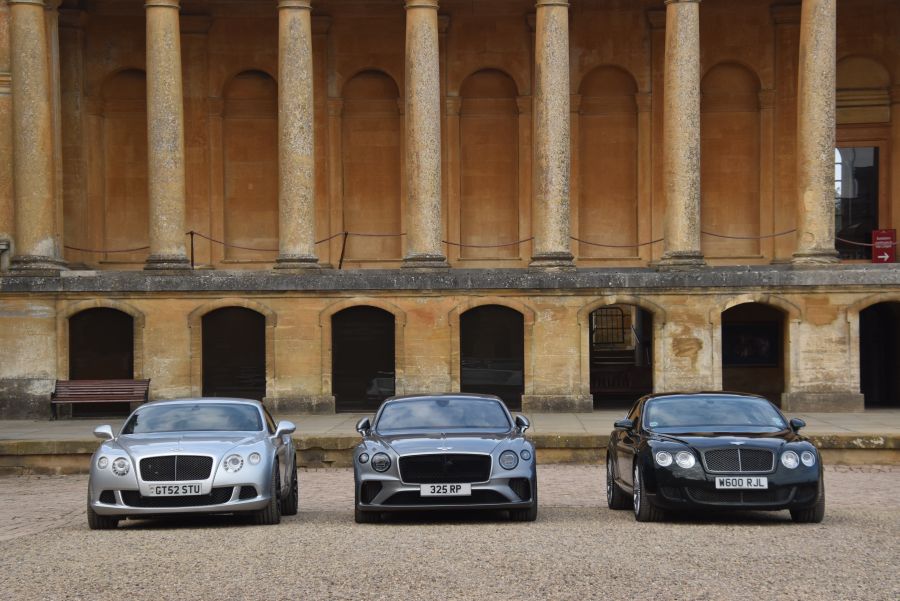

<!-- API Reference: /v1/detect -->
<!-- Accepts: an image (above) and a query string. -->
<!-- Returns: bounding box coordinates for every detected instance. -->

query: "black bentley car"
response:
[606,392,824,523]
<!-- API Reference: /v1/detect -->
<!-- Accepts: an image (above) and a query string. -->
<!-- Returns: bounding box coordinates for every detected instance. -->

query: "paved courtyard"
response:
[0,465,898,600]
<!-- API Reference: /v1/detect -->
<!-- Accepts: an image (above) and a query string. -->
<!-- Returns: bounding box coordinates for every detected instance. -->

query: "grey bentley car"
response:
[353,393,538,523]
[87,398,298,529]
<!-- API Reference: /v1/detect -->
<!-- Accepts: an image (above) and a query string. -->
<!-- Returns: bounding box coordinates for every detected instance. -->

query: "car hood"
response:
[374,432,511,456]
[114,432,264,458]
[653,432,798,450]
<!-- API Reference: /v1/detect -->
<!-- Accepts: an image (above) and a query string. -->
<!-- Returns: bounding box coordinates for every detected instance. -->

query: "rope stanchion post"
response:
[339,231,348,270]
[189,231,195,269]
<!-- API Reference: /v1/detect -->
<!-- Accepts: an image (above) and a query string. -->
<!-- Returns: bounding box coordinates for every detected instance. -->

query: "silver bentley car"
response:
[87,398,298,529]
[353,393,538,523]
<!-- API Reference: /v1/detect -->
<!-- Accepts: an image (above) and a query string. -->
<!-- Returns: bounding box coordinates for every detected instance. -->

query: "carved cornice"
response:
[444,96,461,116]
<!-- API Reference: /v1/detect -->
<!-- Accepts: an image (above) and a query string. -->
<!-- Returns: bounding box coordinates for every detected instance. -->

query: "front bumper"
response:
[356,476,536,513]
[89,484,271,517]
[645,464,822,511]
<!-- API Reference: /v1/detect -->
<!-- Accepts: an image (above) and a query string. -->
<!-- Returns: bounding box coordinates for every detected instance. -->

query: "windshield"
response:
[375,398,511,433]
[643,396,787,433]
[121,403,263,434]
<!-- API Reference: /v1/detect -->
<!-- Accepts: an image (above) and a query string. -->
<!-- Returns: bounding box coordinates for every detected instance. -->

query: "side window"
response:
[263,408,276,434]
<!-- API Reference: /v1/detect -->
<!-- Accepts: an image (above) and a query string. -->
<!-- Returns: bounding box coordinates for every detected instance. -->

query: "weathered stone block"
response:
[781,392,865,412]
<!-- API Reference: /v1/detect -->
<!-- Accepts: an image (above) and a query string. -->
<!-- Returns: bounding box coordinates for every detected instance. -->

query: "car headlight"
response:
[97,456,109,470]
[781,450,800,469]
[654,451,673,467]
[248,452,261,466]
[499,450,519,470]
[800,450,816,467]
[358,452,370,464]
[674,451,696,469]
[520,449,532,461]
[371,452,391,472]
[223,454,244,473]
[111,457,130,476]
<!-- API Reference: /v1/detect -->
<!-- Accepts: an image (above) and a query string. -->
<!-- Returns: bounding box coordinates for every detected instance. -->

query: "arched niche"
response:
[201,307,267,401]
[459,69,520,260]
[720,302,788,405]
[101,69,149,264]
[577,66,639,259]
[223,70,278,261]
[837,56,891,125]
[331,306,397,411]
[341,70,402,262]
[700,63,761,258]
[459,305,525,410]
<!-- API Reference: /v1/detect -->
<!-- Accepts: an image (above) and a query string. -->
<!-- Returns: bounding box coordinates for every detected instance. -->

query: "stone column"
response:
[144,0,190,270]
[45,0,64,265]
[659,0,704,268]
[792,0,839,264]
[531,0,573,268]
[9,0,66,273]
[403,0,448,268]
[275,0,319,270]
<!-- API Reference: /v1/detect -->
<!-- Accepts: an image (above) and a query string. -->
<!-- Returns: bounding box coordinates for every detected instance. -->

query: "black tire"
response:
[252,465,282,526]
[354,473,380,524]
[280,462,299,516]
[509,474,538,522]
[790,484,825,524]
[606,453,631,510]
[633,463,665,522]
[86,491,118,530]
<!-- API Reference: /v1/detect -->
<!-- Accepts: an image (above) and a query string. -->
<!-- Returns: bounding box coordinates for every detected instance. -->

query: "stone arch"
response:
[577,296,663,406]
[58,299,146,381]
[336,66,403,100]
[222,70,279,262]
[448,298,535,397]
[319,299,407,400]
[188,299,276,398]
[845,293,900,407]
[576,65,641,259]
[450,64,528,98]
[458,69,521,260]
[836,55,892,124]
[340,69,403,263]
[700,62,762,258]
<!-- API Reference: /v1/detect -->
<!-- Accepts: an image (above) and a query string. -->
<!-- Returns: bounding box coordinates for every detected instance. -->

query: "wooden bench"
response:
[51,379,150,419]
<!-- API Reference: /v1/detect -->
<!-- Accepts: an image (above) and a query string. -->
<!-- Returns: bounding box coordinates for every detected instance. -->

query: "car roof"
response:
[383,393,504,404]
[136,397,264,409]
[641,391,770,402]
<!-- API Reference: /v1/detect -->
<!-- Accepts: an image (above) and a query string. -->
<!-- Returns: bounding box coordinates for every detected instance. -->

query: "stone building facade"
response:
[1,0,899,418]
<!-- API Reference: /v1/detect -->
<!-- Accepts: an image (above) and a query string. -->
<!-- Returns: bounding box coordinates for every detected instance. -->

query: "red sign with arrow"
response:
[872,229,896,263]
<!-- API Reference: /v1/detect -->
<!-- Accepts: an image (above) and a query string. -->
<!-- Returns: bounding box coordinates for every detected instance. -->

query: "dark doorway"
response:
[589,305,653,409]
[69,308,134,416]
[460,305,524,410]
[860,302,900,407]
[721,303,785,405]
[332,306,395,412]
[202,308,266,400]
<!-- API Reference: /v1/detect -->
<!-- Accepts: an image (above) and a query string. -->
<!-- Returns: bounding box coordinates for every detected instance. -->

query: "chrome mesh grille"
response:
[399,454,491,484]
[702,448,774,473]
[139,456,214,481]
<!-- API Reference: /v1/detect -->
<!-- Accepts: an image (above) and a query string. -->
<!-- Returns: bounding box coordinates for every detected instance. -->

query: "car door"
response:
[264,408,289,490]
[616,400,643,490]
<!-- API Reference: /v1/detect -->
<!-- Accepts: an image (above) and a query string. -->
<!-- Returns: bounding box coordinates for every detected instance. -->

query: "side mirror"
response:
[93,425,114,441]
[515,414,530,433]
[614,418,634,432]
[356,417,372,436]
[789,417,806,432]
[274,420,296,439]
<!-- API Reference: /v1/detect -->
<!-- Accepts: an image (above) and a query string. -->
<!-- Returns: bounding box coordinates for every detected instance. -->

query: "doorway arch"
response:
[332,306,396,411]
[721,303,787,405]
[459,305,524,409]
[68,308,135,416]
[587,304,653,409]
[859,302,900,407]
[202,307,266,400]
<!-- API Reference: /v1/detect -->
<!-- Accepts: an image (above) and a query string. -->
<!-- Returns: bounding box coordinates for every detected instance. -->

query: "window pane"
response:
[835,147,879,260]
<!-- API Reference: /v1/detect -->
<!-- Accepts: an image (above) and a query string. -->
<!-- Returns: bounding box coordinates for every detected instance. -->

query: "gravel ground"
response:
[0,465,898,601]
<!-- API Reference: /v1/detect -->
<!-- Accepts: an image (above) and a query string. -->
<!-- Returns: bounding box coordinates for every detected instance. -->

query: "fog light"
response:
[248,452,261,466]
[654,451,673,467]
[800,451,816,467]
[371,453,391,472]
[111,457,130,476]
[97,456,109,470]
[358,452,370,464]
[520,449,532,461]
[223,454,244,473]
[499,450,519,470]
[781,450,800,469]
[674,451,696,469]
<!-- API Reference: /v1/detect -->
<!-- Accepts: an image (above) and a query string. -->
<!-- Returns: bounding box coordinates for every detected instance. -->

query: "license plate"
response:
[715,476,768,489]
[147,483,202,496]
[420,483,472,497]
